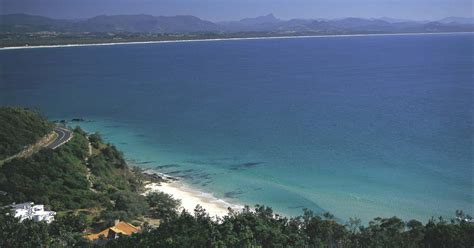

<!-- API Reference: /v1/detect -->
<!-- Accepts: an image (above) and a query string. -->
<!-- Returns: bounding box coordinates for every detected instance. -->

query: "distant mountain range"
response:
[1,13,473,34]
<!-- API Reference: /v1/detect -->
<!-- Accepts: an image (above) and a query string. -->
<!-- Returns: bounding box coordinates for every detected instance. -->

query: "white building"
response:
[8,202,56,223]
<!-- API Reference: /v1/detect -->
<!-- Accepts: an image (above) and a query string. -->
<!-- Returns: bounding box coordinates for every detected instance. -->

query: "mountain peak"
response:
[438,16,474,24]
[239,13,280,25]
[264,13,276,19]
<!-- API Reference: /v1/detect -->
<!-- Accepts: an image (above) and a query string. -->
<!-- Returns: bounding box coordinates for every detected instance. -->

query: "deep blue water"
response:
[1,33,473,222]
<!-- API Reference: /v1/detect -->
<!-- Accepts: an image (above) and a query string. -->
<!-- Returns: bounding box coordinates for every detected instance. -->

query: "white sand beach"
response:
[0,32,469,51]
[144,181,243,218]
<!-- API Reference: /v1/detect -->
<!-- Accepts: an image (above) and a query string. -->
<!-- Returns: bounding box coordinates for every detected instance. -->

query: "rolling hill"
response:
[1,13,473,34]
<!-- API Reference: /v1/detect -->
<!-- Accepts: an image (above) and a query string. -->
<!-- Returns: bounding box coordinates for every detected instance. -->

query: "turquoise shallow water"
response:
[1,33,473,222]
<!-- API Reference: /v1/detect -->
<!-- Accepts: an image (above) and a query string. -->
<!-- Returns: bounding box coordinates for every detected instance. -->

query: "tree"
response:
[146,192,181,222]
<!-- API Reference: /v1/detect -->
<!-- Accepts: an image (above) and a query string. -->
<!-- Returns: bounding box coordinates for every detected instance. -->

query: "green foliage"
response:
[0,133,98,210]
[0,208,90,247]
[0,124,151,245]
[146,192,181,221]
[107,206,474,248]
[50,213,88,234]
[88,145,137,192]
[88,132,103,149]
[346,215,474,248]
[108,191,149,221]
[420,217,473,248]
[0,107,52,160]
[0,111,148,222]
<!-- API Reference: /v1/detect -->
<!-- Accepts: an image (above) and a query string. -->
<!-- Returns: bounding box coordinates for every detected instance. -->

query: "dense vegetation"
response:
[0,126,147,220]
[0,208,90,247]
[0,107,162,246]
[106,206,474,248]
[0,107,52,160]
[0,108,154,230]
[0,107,472,247]
[2,202,473,247]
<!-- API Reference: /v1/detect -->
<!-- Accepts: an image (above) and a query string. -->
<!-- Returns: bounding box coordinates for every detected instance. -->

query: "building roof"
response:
[84,229,110,241]
[85,221,140,241]
[111,221,140,235]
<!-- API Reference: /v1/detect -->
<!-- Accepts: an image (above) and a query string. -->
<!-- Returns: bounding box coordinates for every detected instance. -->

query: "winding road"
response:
[46,127,73,149]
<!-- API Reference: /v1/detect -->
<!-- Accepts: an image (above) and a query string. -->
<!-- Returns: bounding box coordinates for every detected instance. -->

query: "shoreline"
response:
[75,121,244,218]
[1,31,472,51]
[142,171,243,218]
[76,121,245,218]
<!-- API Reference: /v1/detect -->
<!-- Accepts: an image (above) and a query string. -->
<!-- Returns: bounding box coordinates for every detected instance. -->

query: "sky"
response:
[1,0,473,21]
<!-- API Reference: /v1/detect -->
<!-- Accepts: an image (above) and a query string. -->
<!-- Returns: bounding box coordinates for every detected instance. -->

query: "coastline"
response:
[143,171,243,218]
[0,31,472,51]
[74,120,244,219]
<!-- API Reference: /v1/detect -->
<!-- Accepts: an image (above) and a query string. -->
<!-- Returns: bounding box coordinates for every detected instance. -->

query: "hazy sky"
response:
[1,0,473,21]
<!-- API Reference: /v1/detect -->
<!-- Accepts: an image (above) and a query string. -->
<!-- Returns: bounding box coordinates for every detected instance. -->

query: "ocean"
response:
[1,33,472,222]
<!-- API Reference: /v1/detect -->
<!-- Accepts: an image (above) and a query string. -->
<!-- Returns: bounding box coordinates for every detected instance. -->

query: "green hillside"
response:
[0,107,53,160]
[0,107,159,246]
[0,127,147,216]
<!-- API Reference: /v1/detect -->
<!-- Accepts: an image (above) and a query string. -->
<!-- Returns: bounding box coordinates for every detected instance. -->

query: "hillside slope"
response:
[0,107,151,223]
[2,13,474,34]
[0,107,53,160]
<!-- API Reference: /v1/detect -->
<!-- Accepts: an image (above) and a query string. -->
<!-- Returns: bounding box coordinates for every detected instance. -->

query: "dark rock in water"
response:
[142,170,179,183]
[185,160,221,166]
[195,173,211,179]
[200,180,213,187]
[138,160,155,164]
[142,170,168,183]
[166,169,197,177]
[155,164,180,169]
[230,162,264,170]
[166,176,179,181]
[71,118,85,122]
[224,190,244,198]
[179,174,194,179]
[168,170,182,175]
